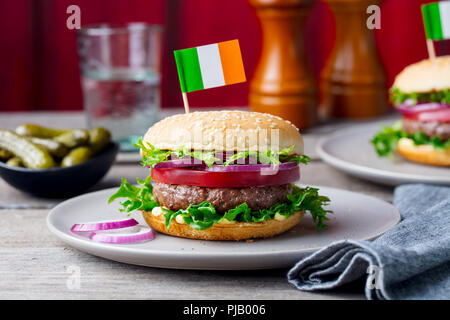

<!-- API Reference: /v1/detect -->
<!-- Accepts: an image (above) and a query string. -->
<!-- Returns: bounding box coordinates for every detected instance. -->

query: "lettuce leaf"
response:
[371,121,405,156]
[133,138,172,169]
[371,121,450,157]
[109,177,332,230]
[164,202,223,230]
[134,137,309,169]
[164,185,332,230]
[107,175,158,214]
[390,87,450,106]
[222,146,310,166]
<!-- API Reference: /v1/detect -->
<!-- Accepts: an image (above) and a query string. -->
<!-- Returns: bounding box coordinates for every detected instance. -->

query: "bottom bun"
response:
[142,211,304,241]
[397,138,450,167]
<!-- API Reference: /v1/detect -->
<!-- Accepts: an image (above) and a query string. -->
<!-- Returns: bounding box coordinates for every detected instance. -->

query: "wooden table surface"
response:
[0,110,395,300]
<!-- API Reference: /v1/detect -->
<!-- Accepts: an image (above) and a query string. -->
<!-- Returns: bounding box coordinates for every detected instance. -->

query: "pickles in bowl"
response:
[0,124,119,197]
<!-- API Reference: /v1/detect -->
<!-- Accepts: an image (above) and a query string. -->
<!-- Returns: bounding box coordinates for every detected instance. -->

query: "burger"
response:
[109,111,331,241]
[371,56,450,166]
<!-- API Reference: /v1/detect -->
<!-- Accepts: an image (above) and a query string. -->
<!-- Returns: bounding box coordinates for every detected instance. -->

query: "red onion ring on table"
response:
[90,227,154,244]
[71,218,139,233]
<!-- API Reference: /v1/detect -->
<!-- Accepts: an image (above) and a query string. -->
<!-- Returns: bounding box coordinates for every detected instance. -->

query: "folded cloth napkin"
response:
[287,184,450,300]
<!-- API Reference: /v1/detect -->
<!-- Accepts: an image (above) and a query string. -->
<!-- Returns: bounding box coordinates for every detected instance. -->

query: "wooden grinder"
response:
[320,0,387,118]
[248,0,317,130]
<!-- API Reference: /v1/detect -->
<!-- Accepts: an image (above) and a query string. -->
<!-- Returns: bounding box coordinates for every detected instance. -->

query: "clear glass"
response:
[77,23,162,151]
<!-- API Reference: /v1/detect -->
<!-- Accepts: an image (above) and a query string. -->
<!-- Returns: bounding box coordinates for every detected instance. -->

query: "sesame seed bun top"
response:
[392,55,450,93]
[143,110,304,154]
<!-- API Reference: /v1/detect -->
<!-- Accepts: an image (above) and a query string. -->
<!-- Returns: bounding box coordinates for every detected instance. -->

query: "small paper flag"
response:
[422,1,450,41]
[174,39,246,93]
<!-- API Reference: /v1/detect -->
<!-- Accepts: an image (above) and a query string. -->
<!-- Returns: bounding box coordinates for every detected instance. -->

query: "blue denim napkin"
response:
[287,184,450,300]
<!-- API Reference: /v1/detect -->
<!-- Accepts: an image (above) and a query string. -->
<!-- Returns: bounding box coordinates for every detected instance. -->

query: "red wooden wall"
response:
[0,0,448,111]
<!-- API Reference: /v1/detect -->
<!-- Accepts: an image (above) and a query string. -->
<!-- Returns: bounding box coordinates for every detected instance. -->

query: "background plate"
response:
[317,122,450,186]
[47,186,400,270]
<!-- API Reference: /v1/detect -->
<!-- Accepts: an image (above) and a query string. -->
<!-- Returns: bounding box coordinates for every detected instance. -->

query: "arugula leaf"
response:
[223,203,252,221]
[371,121,450,156]
[289,186,331,229]
[222,146,310,167]
[390,87,450,106]
[134,136,311,170]
[371,121,405,156]
[281,154,311,165]
[108,176,158,214]
[187,150,220,167]
[223,151,252,166]
[163,208,181,229]
[134,138,171,169]
[162,185,332,230]
[166,201,222,230]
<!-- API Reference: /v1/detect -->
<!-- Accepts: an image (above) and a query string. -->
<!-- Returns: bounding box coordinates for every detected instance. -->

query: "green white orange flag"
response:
[422,1,450,40]
[174,39,246,93]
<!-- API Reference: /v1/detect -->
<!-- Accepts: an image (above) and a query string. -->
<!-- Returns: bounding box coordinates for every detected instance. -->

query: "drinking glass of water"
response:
[77,23,162,151]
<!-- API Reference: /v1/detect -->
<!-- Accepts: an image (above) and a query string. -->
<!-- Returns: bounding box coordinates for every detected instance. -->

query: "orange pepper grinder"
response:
[248,0,317,130]
[320,0,388,118]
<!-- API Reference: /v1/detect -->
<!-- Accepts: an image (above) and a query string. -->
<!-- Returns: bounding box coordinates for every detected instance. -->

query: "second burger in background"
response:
[372,56,450,166]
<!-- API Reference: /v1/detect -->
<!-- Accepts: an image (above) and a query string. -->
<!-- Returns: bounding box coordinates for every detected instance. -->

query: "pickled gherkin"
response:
[61,146,93,167]
[0,148,13,160]
[0,130,55,169]
[16,124,67,139]
[2,124,112,169]
[6,157,23,167]
[29,137,69,158]
[54,129,89,148]
[88,127,111,154]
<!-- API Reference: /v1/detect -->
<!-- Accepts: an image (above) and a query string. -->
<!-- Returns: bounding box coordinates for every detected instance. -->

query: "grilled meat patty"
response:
[153,182,293,213]
[402,118,450,141]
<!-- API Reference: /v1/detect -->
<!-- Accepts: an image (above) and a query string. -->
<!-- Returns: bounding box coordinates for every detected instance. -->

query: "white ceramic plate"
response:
[317,122,450,186]
[47,186,400,270]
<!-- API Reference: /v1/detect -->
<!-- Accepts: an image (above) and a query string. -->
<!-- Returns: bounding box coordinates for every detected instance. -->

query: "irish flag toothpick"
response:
[174,39,246,113]
[422,1,450,59]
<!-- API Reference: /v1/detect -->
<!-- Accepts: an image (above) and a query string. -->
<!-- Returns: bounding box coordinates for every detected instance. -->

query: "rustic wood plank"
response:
[0,209,364,300]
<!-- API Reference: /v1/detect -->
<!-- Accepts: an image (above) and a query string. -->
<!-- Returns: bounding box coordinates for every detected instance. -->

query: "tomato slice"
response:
[403,108,450,122]
[151,166,300,188]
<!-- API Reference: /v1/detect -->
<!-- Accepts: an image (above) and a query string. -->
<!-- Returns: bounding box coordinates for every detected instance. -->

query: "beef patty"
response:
[153,182,293,213]
[402,118,450,141]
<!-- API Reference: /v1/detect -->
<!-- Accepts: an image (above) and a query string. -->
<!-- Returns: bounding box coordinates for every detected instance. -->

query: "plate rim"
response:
[47,185,401,260]
[316,125,450,185]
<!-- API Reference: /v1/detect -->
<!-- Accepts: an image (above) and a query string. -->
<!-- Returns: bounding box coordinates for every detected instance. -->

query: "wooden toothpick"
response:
[182,92,190,114]
[426,39,436,59]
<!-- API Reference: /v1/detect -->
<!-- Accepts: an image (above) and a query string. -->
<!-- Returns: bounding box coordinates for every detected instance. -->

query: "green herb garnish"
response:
[371,121,450,157]
[107,175,158,213]
[390,87,450,106]
[222,146,310,166]
[134,138,171,169]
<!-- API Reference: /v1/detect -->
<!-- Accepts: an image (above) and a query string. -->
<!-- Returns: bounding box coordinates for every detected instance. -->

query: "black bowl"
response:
[0,142,119,197]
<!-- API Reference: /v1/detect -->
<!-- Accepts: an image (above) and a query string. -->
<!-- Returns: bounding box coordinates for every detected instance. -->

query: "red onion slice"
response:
[71,218,138,233]
[203,162,298,172]
[94,225,141,234]
[396,102,450,114]
[90,227,155,244]
[152,158,204,169]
